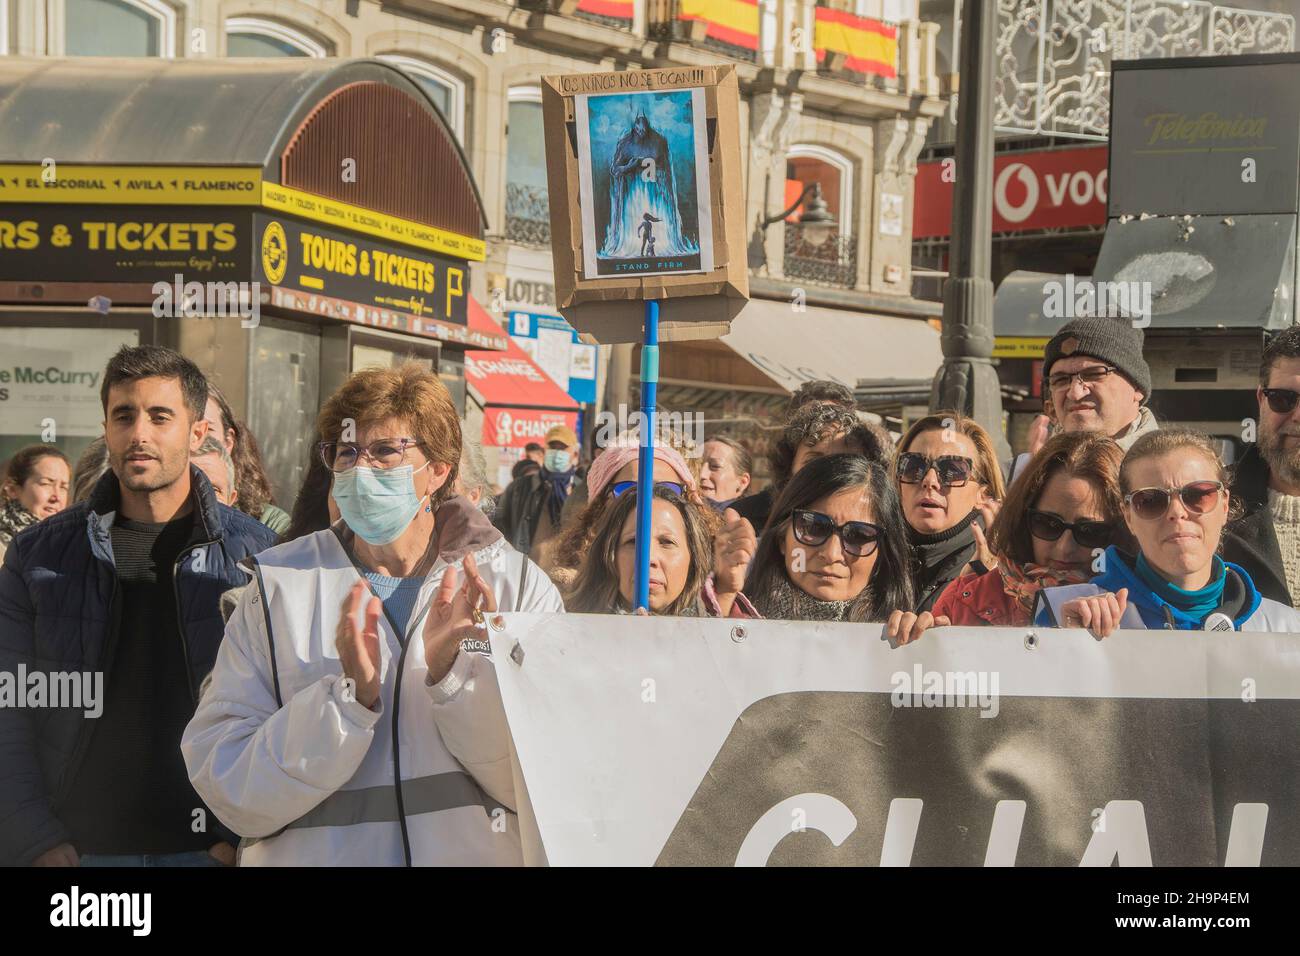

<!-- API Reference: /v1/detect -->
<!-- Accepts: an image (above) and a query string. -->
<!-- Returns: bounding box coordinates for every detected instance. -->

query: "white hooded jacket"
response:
[181,497,562,866]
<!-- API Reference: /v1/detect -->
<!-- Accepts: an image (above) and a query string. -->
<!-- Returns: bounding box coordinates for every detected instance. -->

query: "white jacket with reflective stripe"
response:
[181,520,562,866]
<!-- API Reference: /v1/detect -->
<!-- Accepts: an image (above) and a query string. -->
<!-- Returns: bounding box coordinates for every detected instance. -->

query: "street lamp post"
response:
[932,0,1010,462]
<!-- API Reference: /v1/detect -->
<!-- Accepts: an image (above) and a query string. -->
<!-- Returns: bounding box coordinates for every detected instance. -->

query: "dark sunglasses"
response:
[791,509,881,558]
[609,480,686,498]
[1027,510,1114,550]
[1124,480,1225,520]
[897,452,975,487]
[1262,387,1300,414]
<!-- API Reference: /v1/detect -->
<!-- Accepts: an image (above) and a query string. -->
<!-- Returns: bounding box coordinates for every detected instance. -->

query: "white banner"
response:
[490,615,1300,866]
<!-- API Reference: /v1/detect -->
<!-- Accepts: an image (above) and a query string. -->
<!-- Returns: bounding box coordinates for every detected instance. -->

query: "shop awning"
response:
[717,299,943,394]
[465,336,578,411]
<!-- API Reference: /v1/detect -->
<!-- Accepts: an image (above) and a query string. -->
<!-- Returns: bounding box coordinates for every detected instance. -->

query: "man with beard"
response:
[1224,327,1300,606]
[0,345,277,866]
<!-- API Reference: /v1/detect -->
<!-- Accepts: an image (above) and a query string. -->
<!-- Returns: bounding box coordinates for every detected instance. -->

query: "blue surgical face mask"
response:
[331,462,430,546]
[544,449,572,473]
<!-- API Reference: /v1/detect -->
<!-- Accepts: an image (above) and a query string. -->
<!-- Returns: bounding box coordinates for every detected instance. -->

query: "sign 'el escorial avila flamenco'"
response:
[542,66,747,344]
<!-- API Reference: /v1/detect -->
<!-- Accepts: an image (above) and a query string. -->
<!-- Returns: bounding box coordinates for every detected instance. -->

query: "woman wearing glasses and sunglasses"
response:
[745,454,913,622]
[893,413,1007,614]
[1038,429,1300,636]
[888,432,1127,643]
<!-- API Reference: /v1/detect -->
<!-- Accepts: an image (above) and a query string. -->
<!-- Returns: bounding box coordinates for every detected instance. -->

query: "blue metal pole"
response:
[634,299,660,611]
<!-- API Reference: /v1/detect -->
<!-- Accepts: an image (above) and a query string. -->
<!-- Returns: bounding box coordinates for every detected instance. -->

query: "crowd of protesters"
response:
[4,314,1300,865]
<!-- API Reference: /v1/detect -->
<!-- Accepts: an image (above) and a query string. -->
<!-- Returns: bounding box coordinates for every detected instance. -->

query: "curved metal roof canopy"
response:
[0,56,486,240]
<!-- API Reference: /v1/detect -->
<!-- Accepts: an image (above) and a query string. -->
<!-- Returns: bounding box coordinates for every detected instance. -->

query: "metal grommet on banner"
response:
[731,624,747,643]
[490,614,506,631]
[1024,630,1039,650]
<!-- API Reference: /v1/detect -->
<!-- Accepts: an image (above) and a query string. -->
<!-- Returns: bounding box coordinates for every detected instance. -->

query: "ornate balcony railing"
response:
[993,0,1295,141]
[505,182,551,247]
[783,225,858,289]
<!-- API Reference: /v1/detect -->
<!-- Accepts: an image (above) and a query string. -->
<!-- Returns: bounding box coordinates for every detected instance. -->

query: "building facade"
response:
[1,0,947,486]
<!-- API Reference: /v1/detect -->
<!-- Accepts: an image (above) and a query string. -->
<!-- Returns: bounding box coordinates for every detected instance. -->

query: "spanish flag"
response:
[577,0,635,20]
[814,8,897,78]
[679,0,760,52]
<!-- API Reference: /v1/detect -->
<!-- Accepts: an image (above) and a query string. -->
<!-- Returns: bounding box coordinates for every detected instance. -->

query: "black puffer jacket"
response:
[0,466,277,864]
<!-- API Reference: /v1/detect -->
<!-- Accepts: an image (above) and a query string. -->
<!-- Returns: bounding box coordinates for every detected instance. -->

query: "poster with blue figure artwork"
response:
[575,88,714,280]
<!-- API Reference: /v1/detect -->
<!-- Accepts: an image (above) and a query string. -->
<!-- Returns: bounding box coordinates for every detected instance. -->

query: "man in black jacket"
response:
[1223,327,1300,607]
[493,424,580,558]
[0,345,277,866]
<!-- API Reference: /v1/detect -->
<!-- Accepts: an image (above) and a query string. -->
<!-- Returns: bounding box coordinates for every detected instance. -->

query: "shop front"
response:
[464,337,579,492]
[0,56,504,503]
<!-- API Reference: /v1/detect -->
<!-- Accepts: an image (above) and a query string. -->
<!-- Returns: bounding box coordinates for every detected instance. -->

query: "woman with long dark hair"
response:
[745,454,913,622]
[566,484,755,617]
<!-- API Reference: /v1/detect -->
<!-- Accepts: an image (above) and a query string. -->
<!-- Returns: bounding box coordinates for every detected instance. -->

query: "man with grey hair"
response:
[191,435,238,508]
[455,436,496,519]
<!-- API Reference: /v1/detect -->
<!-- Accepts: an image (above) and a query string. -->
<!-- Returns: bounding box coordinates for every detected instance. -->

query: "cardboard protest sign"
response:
[490,614,1300,866]
[542,66,748,343]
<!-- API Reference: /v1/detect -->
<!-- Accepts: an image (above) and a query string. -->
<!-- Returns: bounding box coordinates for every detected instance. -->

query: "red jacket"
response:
[931,568,1032,627]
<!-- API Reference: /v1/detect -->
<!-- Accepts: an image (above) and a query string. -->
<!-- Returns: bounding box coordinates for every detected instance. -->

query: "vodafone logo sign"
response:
[995,161,1108,224]
[915,146,1109,238]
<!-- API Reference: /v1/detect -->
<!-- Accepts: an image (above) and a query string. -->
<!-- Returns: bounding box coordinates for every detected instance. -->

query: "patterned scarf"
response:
[756,573,862,622]
[539,466,574,526]
[0,497,40,547]
[998,556,1090,613]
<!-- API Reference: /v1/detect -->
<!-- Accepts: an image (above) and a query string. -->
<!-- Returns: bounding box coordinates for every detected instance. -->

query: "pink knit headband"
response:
[585,442,695,499]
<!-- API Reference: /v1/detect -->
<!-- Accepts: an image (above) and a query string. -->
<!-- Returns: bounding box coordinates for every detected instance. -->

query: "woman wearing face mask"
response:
[183,364,565,867]
[699,435,753,511]
[888,432,1127,643]
[894,413,1006,614]
[1037,429,1300,635]
[745,454,913,622]
[567,485,756,617]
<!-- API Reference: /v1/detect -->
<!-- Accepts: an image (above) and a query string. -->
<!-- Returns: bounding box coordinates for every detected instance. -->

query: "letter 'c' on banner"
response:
[735,794,857,867]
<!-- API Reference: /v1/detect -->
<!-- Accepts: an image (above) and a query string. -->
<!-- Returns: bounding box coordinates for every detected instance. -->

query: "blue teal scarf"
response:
[1135,553,1226,622]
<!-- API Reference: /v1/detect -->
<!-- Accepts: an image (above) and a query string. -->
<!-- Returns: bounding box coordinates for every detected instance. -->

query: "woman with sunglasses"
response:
[566,484,756,616]
[1039,429,1300,636]
[745,454,913,621]
[893,413,1006,614]
[888,432,1126,643]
